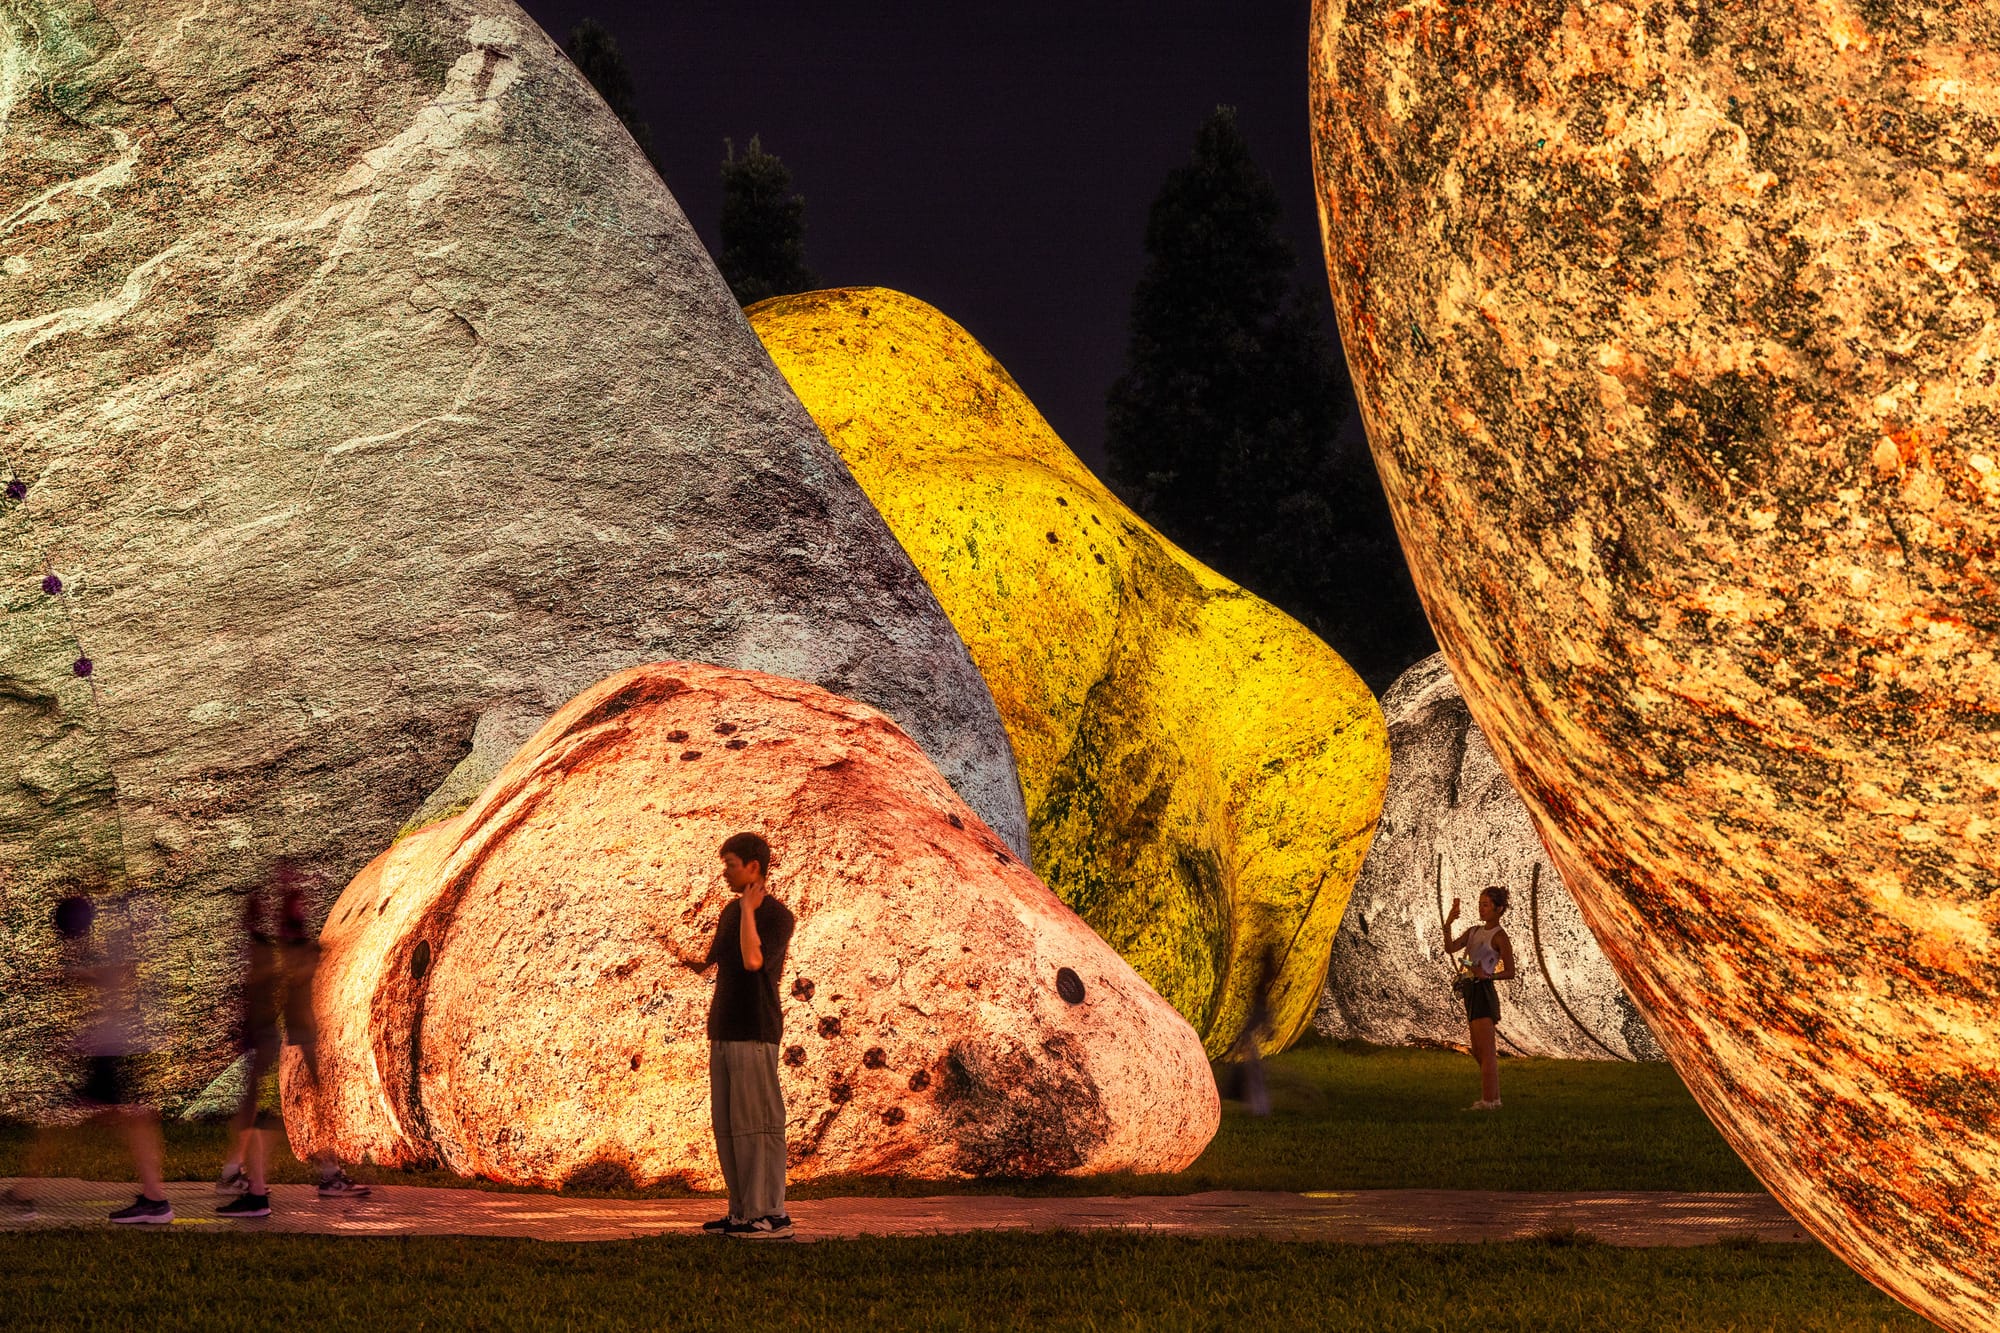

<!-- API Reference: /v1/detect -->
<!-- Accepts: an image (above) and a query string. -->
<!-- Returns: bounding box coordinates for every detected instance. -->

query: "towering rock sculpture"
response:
[1313,3,2000,1326]
[0,0,1023,1114]
[284,663,1219,1185]
[1317,656,1661,1061]
[750,288,1389,1054]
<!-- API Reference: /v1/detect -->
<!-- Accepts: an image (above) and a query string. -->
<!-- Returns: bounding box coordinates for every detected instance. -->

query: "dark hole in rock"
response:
[725,738,748,750]
[714,722,738,734]
[829,1079,852,1104]
[995,852,1010,865]
[1055,967,1086,1005]
[967,980,980,989]
[1094,553,1106,565]
[410,940,431,980]
[377,899,388,915]
[665,730,689,742]
[882,1107,907,1126]
[793,977,816,1001]
[948,813,964,829]
[908,1069,932,1092]
[863,1047,888,1069]
[1057,496,1068,506]
[784,1045,807,1067]
[630,1053,640,1071]
[818,1016,842,1039]
[1045,532,1058,544]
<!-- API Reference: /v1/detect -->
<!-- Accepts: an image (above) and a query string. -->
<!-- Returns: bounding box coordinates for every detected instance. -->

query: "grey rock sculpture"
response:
[1316,657,1662,1061]
[0,0,1027,1114]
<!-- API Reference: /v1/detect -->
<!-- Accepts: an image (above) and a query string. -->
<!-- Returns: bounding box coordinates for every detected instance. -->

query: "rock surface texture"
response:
[0,0,1025,1114]
[1314,4,2000,1327]
[281,662,1218,1187]
[1315,656,1662,1061]
[749,289,1390,1054]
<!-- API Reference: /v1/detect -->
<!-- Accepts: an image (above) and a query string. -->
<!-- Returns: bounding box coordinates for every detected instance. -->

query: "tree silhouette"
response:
[1106,107,1431,687]
[719,136,817,306]
[567,18,657,166]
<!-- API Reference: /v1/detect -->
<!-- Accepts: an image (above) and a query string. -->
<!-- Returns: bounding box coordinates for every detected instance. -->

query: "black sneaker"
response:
[110,1194,174,1225]
[218,1192,271,1219]
[701,1215,736,1234]
[731,1214,794,1239]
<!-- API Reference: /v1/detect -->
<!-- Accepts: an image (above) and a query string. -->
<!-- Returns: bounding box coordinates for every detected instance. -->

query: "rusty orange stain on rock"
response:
[282,663,1217,1188]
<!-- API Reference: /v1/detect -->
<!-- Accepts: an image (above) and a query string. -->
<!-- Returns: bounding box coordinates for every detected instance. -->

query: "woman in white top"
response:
[1445,886,1517,1110]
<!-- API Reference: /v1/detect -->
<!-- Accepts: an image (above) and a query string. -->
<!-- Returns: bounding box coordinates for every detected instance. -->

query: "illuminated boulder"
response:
[1315,656,1662,1061]
[282,662,1217,1186]
[0,0,1024,1114]
[749,289,1389,1054]
[1314,2,2000,1325]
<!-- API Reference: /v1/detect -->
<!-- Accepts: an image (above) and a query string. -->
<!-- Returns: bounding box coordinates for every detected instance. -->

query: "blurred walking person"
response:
[215,890,282,1218]
[700,832,796,1239]
[1445,887,1517,1111]
[0,891,173,1223]
[1227,948,1280,1117]
[277,867,369,1198]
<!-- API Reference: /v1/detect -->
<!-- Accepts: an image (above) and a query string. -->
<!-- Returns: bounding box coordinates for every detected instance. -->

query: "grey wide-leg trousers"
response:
[709,1040,787,1221]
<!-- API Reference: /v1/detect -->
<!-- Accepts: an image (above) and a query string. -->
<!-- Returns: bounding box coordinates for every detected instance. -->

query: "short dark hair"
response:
[719,832,772,876]
[53,895,95,940]
[1482,885,1511,914]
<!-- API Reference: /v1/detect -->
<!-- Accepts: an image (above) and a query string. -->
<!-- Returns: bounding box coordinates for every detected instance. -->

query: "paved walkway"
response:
[0,1180,1808,1246]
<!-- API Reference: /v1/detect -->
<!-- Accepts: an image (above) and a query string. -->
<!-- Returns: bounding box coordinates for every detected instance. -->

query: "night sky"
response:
[512,0,1341,474]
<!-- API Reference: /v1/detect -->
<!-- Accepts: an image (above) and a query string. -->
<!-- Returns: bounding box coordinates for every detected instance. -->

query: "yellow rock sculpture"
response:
[750,288,1389,1053]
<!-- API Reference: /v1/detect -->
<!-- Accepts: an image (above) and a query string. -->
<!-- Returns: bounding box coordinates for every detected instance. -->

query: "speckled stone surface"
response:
[1313,4,2000,1327]
[0,0,1024,1116]
[1317,656,1662,1061]
[749,288,1389,1054]
[284,662,1217,1188]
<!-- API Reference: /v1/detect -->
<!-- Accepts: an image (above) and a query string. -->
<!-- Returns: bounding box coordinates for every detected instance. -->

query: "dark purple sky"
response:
[514,0,1336,472]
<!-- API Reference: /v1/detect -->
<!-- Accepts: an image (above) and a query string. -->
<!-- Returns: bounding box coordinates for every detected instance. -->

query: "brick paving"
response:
[0,1179,1808,1246]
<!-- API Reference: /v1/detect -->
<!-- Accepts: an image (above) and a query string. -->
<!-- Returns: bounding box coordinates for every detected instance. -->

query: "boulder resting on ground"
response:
[1316,656,1662,1060]
[750,288,1390,1054]
[282,662,1218,1186]
[0,0,1023,1114]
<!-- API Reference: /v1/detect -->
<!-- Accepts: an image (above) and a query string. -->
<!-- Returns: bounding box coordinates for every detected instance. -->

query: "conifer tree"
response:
[568,18,657,166]
[1106,107,1431,685]
[719,136,817,306]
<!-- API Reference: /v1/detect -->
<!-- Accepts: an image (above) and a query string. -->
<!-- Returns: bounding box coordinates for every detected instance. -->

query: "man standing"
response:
[701,832,796,1239]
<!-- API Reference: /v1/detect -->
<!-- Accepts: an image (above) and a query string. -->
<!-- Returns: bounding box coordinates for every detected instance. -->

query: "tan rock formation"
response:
[282,662,1218,1186]
[0,0,1025,1115]
[1314,4,2000,1327]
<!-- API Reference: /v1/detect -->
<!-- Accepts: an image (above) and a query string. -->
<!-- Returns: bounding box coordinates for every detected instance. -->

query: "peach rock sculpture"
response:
[281,662,1219,1186]
[1315,2,2000,1326]
[749,288,1390,1055]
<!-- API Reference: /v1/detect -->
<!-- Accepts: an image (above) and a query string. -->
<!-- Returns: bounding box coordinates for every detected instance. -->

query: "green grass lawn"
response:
[1,1040,1763,1197]
[3,1230,1926,1332]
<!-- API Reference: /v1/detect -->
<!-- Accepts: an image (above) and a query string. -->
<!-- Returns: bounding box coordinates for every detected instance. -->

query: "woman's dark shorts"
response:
[1462,978,1501,1025]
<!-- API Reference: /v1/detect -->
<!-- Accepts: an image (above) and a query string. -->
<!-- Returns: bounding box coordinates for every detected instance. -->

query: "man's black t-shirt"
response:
[706,896,795,1044]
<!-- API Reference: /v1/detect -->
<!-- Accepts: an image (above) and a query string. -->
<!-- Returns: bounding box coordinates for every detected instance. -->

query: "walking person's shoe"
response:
[214,1167,251,1195]
[109,1194,174,1224]
[1468,1099,1502,1111]
[729,1214,794,1239]
[701,1215,737,1234]
[316,1170,371,1199]
[218,1192,271,1219]
[1,1188,37,1220]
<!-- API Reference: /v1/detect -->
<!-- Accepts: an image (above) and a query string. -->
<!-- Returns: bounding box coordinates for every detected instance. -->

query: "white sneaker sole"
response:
[111,1211,174,1224]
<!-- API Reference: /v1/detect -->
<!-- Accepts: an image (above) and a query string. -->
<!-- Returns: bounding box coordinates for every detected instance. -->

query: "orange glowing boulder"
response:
[281,663,1218,1187]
